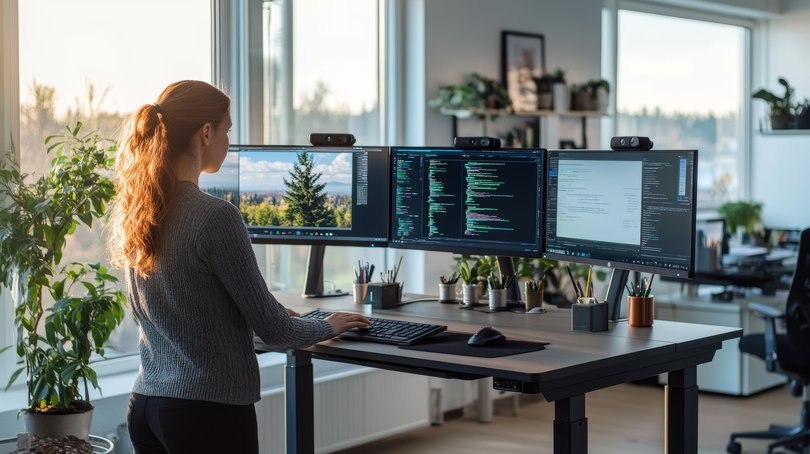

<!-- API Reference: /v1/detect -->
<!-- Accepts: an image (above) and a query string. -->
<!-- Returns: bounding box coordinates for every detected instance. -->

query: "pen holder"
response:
[628,296,654,327]
[488,288,508,311]
[369,282,402,309]
[461,284,478,307]
[524,290,543,311]
[438,283,457,303]
[572,298,608,332]
[352,282,368,305]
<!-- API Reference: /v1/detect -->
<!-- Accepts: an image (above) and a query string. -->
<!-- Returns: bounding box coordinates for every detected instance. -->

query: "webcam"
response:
[454,136,502,150]
[309,133,356,147]
[610,136,653,151]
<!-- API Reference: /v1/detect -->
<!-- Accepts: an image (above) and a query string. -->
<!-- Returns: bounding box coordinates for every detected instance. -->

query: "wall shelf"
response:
[442,108,611,148]
[759,129,810,135]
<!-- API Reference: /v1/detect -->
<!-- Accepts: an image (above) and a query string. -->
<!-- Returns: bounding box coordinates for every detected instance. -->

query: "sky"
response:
[18,0,378,118]
[237,151,352,193]
[617,10,744,116]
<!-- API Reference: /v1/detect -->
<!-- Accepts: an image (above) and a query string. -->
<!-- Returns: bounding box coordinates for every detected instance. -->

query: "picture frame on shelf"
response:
[501,30,546,112]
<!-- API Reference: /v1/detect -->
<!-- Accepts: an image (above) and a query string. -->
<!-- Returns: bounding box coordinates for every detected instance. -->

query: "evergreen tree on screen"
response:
[283,152,335,227]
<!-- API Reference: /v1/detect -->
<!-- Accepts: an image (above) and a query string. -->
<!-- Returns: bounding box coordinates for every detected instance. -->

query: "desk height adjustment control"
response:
[493,377,540,394]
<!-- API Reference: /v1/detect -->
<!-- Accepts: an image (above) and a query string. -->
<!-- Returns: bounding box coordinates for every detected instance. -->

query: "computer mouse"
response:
[467,326,506,347]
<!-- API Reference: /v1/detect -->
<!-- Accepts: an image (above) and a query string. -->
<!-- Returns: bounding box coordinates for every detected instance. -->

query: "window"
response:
[616,9,748,207]
[17,0,213,359]
[257,0,386,291]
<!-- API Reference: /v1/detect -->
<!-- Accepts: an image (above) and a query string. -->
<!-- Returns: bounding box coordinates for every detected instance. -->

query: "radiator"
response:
[255,367,430,453]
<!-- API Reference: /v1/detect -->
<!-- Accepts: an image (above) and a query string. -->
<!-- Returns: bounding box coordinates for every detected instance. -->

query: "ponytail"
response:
[109,80,230,276]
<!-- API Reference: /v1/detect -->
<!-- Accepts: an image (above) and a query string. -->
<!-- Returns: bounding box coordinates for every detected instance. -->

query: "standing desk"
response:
[255,292,742,454]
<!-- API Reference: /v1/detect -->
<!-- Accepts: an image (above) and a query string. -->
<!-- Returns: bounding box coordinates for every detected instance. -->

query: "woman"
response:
[109,80,369,453]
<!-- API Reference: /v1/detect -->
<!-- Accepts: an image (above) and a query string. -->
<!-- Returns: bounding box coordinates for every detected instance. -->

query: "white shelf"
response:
[440,108,610,119]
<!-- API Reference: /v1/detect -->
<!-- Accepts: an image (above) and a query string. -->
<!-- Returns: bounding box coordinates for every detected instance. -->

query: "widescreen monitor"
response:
[543,149,698,278]
[388,147,545,257]
[200,145,389,247]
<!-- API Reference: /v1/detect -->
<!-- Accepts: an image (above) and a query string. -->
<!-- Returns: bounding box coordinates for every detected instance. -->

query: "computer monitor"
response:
[388,147,546,257]
[543,149,698,279]
[200,144,390,297]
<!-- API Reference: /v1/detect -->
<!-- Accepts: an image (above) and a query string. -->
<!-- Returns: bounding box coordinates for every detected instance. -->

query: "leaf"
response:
[4,368,24,391]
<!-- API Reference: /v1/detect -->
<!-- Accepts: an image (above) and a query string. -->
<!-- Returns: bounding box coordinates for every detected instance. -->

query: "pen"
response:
[393,256,403,283]
[566,266,581,298]
[585,266,593,298]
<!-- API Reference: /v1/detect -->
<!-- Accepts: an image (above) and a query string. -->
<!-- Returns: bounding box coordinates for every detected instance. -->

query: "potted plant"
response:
[795,98,810,130]
[532,74,555,110]
[429,73,512,119]
[458,257,480,306]
[588,79,610,112]
[550,68,568,112]
[718,200,764,245]
[752,77,796,130]
[570,83,593,111]
[0,123,127,442]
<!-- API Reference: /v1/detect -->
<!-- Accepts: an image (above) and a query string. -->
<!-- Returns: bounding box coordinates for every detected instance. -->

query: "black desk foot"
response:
[554,394,588,454]
[666,366,698,454]
[286,349,314,454]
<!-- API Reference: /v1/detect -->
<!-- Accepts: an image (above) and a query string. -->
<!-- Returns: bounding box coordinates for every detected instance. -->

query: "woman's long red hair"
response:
[109,80,230,276]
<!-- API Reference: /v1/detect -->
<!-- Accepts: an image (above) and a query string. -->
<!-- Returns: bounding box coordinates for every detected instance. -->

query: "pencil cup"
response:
[438,283,457,303]
[369,282,401,309]
[488,288,508,311]
[524,290,543,311]
[462,284,478,306]
[628,296,654,327]
[571,299,608,332]
[352,283,368,305]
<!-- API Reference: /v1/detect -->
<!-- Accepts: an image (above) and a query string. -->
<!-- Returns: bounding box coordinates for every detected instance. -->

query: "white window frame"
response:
[604,0,756,209]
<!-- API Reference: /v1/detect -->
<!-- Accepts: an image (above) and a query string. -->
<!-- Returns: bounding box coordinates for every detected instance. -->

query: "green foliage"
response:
[457,257,478,285]
[283,152,336,228]
[752,77,795,118]
[0,122,126,412]
[429,73,512,114]
[718,200,763,235]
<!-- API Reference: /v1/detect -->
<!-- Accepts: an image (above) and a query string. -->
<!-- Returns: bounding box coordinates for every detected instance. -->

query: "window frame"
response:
[605,0,756,210]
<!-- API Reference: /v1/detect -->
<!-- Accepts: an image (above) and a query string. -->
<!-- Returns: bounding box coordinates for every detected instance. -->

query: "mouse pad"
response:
[399,332,548,358]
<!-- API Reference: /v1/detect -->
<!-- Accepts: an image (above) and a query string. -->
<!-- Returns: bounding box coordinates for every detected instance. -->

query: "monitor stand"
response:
[497,256,523,307]
[302,245,348,298]
[604,268,630,321]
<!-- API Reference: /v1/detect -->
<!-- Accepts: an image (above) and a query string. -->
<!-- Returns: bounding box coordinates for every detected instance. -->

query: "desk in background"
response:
[656,292,787,395]
[257,292,741,454]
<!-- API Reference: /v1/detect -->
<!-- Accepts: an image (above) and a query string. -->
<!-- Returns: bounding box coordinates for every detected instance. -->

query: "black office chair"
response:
[727,228,810,454]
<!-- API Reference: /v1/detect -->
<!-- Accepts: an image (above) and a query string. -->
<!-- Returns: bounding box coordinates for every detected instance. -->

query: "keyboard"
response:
[301,310,447,345]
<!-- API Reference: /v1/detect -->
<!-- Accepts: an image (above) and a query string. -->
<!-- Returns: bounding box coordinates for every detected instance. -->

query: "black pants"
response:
[127,393,259,454]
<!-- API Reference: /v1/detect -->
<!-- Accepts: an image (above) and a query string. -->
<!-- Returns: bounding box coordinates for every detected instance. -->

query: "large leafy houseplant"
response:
[718,200,763,237]
[752,77,796,130]
[429,73,512,119]
[0,123,126,426]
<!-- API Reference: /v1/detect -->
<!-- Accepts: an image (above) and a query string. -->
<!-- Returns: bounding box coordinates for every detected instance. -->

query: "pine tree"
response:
[283,152,336,227]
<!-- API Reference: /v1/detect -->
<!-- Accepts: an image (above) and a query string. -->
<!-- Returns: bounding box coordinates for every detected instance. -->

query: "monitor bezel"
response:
[387,146,546,258]
[220,144,390,248]
[541,149,698,278]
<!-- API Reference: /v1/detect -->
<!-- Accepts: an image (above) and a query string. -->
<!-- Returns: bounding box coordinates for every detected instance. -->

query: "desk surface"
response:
[259,292,741,401]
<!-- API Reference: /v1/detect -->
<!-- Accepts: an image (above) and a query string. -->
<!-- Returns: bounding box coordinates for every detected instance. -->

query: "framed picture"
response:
[501,31,546,112]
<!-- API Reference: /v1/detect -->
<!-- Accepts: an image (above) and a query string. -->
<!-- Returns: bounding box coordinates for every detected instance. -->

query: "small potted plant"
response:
[551,68,568,112]
[795,98,810,130]
[752,77,796,130]
[570,83,593,111]
[458,257,480,306]
[588,79,610,112]
[533,74,555,110]
[718,200,764,245]
[0,123,127,442]
[429,73,512,120]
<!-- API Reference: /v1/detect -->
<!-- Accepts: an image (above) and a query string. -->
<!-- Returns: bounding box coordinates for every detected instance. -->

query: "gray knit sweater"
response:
[127,181,333,405]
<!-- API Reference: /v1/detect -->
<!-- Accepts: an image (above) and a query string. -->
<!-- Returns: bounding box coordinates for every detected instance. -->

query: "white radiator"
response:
[255,366,430,454]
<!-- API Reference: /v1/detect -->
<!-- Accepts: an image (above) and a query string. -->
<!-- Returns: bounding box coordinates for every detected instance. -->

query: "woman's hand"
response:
[286,308,300,317]
[325,312,371,335]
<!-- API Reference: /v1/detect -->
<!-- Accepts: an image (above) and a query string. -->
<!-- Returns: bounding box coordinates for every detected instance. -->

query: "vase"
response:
[553,83,568,112]
[24,408,94,441]
[594,87,609,112]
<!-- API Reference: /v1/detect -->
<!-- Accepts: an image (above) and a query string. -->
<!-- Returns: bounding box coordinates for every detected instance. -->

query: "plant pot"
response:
[553,83,568,112]
[537,92,553,110]
[795,110,810,130]
[770,112,794,130]
[594,87,609,112]
[462,284,478,306]
[571,89,593,111]
[24,407,94,441]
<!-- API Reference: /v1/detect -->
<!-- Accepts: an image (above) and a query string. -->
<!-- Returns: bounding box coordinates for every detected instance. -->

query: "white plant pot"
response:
[553,83,568,112]
[24,408,94,441]
[594,87,609,112]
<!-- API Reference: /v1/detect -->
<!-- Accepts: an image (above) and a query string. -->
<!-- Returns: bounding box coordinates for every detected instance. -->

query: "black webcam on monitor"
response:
[454,136,502,150]
[309,133,356,147]
[610,136,653,151]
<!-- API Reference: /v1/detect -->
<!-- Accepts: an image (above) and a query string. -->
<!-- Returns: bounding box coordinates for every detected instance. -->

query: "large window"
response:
[616,9,748,207]
[258,0,386,291]
[17,0,213,357]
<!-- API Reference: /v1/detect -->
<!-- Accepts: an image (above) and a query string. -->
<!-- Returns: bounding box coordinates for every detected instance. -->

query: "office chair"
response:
[727,228,810,454]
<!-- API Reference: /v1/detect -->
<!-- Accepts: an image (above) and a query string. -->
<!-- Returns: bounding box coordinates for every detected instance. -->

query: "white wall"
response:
[750,0,810,230]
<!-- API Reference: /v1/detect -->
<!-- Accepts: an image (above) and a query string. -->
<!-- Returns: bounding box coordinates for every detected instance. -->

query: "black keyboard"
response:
[301,310,447,345]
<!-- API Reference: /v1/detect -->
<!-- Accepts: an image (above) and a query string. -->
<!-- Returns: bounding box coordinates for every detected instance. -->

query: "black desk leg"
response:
[666,366,698,454]
[554,394,588,454]
[285,349,314,454]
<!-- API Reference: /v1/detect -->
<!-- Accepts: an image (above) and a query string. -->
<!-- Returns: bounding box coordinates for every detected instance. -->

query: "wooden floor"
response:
[336,382,799,454]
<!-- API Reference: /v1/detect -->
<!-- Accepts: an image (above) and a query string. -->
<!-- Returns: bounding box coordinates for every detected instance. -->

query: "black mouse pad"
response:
[399,332,548,358]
